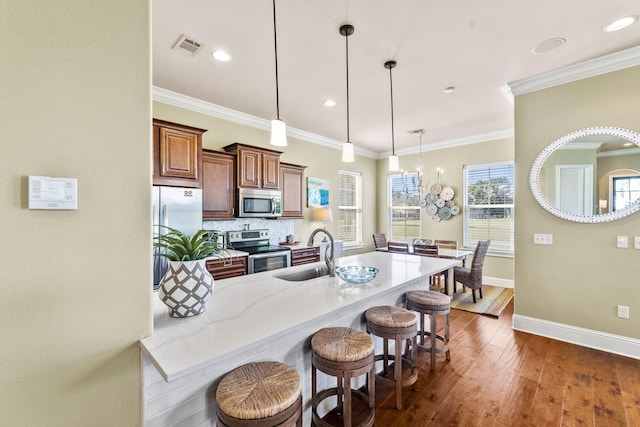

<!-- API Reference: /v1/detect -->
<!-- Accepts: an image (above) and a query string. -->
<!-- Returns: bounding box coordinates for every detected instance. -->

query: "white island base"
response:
[141,251,459,426]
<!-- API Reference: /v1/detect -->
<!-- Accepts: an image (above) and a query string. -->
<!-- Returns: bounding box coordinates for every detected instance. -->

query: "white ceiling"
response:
[153,0,640,155]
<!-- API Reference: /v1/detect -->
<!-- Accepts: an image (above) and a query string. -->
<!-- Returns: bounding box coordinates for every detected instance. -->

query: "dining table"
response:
[381,241,473,266]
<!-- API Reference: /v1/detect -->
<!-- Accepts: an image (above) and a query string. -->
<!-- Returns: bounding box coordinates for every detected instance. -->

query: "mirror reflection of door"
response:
[556,164,593,215]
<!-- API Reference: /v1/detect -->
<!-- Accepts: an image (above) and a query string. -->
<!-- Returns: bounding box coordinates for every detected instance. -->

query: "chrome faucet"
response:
[307,228,335,277]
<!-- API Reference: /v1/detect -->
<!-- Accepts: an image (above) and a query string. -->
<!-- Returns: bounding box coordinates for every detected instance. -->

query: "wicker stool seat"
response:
[364,305,418,410]
[311,327,375,427]
[406,290,451,370]
[216,361,302,426]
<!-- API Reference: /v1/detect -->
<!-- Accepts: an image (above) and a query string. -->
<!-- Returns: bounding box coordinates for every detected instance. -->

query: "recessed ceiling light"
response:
[444,86,455,93]
[532,38,566,54]
[212,50,231,62]
[323,99,336,107]
[605,15,638,32]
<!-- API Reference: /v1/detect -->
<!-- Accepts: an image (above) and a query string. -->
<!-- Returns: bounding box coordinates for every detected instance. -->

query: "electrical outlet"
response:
[533,233,553,245]
[617,236,628,248]
[617,305,630,319]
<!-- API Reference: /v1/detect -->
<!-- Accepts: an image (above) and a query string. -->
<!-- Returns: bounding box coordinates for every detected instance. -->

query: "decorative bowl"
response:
[335,266,379,284]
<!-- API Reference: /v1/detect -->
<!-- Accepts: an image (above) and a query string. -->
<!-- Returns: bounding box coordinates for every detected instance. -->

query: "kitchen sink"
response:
[275,265,330,282]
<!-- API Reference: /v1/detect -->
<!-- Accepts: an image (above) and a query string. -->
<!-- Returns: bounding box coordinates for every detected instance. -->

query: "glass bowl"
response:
[335,266,379,284]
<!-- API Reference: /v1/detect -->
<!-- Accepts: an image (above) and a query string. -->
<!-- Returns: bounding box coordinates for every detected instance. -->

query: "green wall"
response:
[514,65,640,338]
[1,1,151,425]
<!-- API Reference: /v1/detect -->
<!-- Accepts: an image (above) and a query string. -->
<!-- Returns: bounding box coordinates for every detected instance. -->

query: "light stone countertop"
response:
[141,251,459,382]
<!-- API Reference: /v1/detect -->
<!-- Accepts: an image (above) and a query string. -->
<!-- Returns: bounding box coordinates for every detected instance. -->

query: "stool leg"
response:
[368,362,376,413]
[445,312,451,361]
[394,335,402,410]
[430,311,437,370]
[312,364,318,414]
[336,373,343,415]
[383,338,389,376]
[419,312,426,346]
[344,371,352,427]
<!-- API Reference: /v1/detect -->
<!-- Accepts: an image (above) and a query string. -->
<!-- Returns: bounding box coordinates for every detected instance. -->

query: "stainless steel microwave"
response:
[237,188,282,218]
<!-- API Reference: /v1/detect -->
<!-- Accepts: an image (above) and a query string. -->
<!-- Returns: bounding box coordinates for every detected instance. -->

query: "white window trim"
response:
[463,161,514,256]
[338,170,363,246]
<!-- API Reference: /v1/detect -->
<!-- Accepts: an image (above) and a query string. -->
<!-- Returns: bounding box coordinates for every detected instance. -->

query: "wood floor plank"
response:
[517,334,550,382]
[615,358,640,426]
[493,374,538,426]
[561,344,595,427]
[591,350,628,425]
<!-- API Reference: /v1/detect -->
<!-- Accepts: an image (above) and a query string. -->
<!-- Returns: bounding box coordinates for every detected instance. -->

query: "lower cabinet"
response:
[206,256,247,280]
[290,247,320,266]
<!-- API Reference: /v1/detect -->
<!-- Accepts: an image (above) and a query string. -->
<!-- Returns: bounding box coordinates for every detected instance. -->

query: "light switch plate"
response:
[533,233,553,245]
[635,236,640,250]
[617,236,628,248]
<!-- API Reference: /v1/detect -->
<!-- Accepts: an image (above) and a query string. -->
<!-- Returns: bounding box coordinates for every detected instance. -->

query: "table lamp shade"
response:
[312,207,333,223]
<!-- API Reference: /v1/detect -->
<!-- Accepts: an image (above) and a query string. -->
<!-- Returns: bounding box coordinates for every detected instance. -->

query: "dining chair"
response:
[453,240,490,302]
[413,244,442,291]
[434,239,458,250]
[373,233,388,251]
[387,241,409,253]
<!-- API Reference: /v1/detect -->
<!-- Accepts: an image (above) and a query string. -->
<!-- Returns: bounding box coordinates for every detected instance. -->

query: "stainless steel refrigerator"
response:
[153,186,203,287]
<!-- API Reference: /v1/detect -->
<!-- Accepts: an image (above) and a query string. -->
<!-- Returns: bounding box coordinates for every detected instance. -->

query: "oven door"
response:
[248,251,291,274]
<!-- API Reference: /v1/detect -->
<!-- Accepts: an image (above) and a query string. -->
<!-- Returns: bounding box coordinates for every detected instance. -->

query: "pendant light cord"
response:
[272,0,280,120]
[345,28,350,143]
[388,65,395,156]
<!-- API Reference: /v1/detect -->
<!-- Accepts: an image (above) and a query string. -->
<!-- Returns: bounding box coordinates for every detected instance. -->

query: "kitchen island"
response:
[141,251,459,426]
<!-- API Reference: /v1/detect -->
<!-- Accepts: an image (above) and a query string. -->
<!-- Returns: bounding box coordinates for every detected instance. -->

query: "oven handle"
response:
[248,251,291,260]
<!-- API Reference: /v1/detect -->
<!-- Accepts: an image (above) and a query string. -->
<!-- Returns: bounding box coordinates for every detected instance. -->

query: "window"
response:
[612,176,640,211]
[463,162,514,255]
[338,170,362,245]
[388,172,421,241]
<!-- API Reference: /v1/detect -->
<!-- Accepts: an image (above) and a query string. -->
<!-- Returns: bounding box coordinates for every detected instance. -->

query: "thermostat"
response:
[29,175,78,210]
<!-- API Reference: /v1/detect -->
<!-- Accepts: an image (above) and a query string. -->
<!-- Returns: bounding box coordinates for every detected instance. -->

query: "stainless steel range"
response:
[227,229,291,274]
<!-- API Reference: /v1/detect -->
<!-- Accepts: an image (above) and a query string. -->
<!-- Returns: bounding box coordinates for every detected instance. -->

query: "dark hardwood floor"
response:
[369,299,640,427]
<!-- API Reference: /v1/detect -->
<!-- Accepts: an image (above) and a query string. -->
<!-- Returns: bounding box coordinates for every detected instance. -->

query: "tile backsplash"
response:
[202,219,298,245]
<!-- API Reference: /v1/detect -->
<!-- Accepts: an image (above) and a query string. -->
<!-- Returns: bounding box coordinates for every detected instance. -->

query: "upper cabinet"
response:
[223,143,281,189]
[280,162,307,219]
[153,119,207,188]
[202,149,235,220]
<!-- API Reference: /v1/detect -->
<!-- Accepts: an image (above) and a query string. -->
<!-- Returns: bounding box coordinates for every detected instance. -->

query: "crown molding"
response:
[152,86,378,159]
[509,45,640,96]
[383,128,514,158]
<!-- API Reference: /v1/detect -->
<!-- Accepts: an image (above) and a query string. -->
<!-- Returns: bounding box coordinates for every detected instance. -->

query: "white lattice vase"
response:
[158,260,214,318]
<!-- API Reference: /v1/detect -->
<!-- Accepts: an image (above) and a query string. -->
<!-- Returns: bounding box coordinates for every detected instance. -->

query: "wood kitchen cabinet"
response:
[206,256,247,280]
[153,119,206,188]
[223,143,282,189]
[279,162,306,219]
[201,149,235,220]
[290,246,320,266]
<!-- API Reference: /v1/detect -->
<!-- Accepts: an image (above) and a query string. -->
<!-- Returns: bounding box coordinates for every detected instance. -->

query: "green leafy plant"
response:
[154,226,228,261]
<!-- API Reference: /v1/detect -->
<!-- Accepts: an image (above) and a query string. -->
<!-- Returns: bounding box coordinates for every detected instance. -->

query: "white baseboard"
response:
[483,276,513,289]
[512,314,640,360]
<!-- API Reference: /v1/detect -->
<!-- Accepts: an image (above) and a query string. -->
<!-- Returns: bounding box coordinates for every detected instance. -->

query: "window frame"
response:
[338,170,363,247]
[463,161,514,256]
[387,172,422,242]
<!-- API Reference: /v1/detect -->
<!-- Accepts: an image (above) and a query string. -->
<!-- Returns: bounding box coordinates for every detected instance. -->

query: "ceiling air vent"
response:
[172,35,202,56]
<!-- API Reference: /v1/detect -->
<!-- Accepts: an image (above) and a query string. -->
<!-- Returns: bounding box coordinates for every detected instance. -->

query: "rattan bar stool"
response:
[216,361,302,426]
[406,290,451,371]
[311,327,375,427]
[364,305,418,410]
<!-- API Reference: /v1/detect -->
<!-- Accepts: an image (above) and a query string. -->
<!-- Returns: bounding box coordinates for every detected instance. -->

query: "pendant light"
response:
[340,24,355,162]
[385,60,399,171]
[270,0,287,147]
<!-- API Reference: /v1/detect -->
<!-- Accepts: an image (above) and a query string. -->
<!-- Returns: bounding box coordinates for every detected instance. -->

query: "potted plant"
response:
[154,226,228,318]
